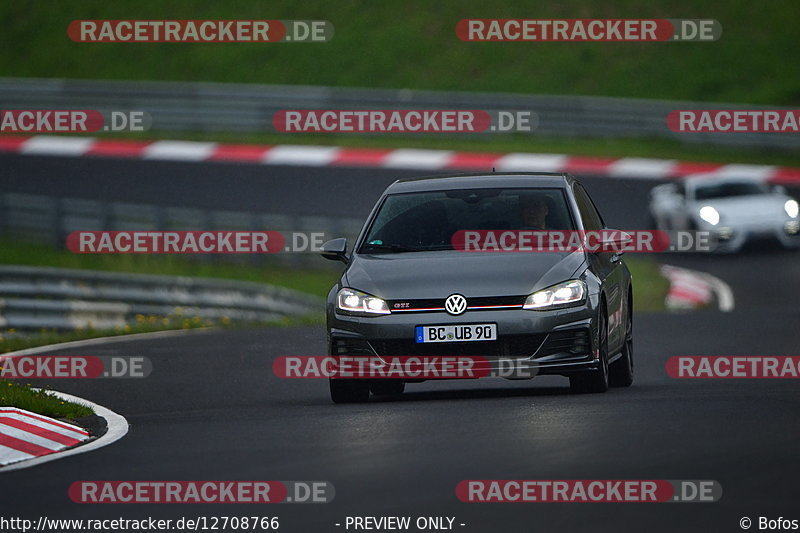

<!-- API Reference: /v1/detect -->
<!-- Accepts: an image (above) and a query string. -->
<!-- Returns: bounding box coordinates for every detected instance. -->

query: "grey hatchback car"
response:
[320,173,634,403]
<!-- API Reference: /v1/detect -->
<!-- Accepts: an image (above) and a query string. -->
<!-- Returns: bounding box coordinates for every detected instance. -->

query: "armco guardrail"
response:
[0,265,324,332]
[0,77,796,149]
[0,192,365,268]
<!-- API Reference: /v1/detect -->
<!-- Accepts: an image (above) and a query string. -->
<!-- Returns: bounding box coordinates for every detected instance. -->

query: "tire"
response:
[570,305,609,394]
[609,298,634,388]
[329,378,370,403]
[370,380,406,397]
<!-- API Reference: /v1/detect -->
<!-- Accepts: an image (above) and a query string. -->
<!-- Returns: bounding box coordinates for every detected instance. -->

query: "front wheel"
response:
[570,306,609,394]
[609,302,634,387]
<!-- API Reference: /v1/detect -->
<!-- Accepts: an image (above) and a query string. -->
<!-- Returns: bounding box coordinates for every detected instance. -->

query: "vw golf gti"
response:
[321,173,634,403]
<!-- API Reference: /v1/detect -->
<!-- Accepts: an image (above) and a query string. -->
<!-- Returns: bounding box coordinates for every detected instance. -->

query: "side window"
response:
[573,185,604,231]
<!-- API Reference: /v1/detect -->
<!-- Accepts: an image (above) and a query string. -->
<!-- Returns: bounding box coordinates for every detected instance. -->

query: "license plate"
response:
[415,324,497,343]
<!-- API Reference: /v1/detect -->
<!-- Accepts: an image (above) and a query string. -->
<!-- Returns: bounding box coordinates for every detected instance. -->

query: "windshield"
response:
[694,181,771,201]
[359,188,575,253]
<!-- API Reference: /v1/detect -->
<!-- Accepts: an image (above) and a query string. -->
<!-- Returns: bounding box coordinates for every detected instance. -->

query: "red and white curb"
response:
[1,134,799,183]
[0,390,128,473]
[660,265,734,312]
[0,407,90,467]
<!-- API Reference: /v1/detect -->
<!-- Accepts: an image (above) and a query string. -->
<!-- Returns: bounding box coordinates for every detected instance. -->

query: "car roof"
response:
[385,172,573,194]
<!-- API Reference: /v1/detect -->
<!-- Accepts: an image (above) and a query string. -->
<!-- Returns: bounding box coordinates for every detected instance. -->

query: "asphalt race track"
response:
[1,153,799,532]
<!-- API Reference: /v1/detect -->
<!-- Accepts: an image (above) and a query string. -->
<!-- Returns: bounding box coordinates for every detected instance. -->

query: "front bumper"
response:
[327,304,600,379]
[707,219,800,251]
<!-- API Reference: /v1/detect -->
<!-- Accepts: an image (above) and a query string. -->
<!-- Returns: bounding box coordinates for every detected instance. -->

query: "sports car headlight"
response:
[336,288,390,315]
[699,205,720,226]
[785,199,799,218]
[524,280,587,310]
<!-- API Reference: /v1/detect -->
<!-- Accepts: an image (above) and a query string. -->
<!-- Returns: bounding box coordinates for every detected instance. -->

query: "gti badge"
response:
[445,294,467,315]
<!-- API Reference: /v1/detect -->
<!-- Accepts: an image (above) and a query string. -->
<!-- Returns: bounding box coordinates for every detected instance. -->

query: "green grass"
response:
[626,257,669,312]
[1,0,798,105]
[0,381,93,418]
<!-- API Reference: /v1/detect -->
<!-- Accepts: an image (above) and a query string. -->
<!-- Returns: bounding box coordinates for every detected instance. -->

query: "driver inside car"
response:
[519,195,550,230]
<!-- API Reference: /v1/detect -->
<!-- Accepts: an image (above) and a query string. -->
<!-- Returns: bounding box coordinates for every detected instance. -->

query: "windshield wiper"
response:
[360,243,422,253]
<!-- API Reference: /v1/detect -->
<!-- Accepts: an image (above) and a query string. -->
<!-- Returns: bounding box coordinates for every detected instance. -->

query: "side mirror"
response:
[591,230,633,257]
[320,238,348,263]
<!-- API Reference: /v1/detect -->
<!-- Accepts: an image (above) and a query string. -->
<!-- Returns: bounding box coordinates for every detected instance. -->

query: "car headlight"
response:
[524,280,586,310]
[699,205,720,226]
[785,199,799,218]
[336,288,390,315]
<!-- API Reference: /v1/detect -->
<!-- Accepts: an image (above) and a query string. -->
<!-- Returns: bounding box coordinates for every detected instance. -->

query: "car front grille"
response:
[331,328,590,360]
[386,295,525,313]
[370,334,547,359]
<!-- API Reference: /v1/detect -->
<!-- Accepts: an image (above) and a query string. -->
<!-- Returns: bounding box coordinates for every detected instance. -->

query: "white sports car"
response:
[647,175,800,252]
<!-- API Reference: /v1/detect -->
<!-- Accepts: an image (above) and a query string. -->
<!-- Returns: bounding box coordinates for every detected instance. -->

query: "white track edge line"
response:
[1,327,217,358]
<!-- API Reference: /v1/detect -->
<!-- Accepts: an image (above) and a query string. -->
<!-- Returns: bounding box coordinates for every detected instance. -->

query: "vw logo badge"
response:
[444,294,467,315]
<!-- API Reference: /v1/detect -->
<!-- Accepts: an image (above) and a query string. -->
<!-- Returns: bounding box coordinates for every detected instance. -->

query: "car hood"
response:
[693,195,790,223]
[344,250,587,299]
